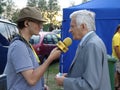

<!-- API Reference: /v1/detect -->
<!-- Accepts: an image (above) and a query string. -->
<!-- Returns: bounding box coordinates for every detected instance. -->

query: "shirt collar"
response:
[80,31,94,46]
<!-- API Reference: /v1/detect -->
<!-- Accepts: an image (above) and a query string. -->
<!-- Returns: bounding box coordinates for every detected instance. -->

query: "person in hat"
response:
[4,6,61,90]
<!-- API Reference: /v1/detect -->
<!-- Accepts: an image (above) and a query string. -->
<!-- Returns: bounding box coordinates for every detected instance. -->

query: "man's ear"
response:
[24,20,29,27]
[80,23,85,29]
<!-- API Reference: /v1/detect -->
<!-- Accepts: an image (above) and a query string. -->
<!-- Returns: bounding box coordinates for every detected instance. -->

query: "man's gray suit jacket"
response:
[63,32,111,90]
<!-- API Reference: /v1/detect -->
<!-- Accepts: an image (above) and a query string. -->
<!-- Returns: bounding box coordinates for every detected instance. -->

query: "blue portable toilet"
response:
[60,0,120,73]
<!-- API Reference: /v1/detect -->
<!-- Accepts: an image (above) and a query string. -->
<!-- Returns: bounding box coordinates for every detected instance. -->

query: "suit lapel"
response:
[81,32,96,47]
[68,32,96,72]
[68,44,81,70]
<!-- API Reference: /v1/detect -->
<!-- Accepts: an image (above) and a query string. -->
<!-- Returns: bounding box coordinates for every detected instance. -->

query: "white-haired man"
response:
[55,10,111,90]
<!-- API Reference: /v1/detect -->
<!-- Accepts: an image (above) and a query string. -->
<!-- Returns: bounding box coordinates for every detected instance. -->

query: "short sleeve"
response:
[113,33,120,47]
[10,41,34,73]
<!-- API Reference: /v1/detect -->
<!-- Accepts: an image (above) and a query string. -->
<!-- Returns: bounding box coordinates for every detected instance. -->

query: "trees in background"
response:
[4,0,15,19]
[0,0,6,15]
[0,0,17,21]
[0,0,88,30]
[27,0,60,25]
[27,0,38,7]
[11,9,20,22]
[26,0,61,31]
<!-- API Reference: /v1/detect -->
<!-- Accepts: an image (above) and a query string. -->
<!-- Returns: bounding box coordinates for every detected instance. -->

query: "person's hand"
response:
[48,47,61,61]
[44,84,49,90]
[55,73,67,86]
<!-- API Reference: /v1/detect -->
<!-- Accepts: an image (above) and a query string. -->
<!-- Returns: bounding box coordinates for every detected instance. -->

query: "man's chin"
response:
[34,33,39,35]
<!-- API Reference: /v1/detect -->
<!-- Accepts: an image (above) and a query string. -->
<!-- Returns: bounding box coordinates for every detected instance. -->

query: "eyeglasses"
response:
[29,19,43,26]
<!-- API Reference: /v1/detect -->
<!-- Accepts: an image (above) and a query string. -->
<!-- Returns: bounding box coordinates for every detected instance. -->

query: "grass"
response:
[44,62,63,90]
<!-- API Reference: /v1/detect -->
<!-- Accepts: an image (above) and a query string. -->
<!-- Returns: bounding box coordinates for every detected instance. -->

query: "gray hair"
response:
[70,10,96,31]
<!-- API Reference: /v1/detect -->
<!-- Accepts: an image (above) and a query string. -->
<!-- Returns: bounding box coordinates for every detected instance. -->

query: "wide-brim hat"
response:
[16,7,46,23]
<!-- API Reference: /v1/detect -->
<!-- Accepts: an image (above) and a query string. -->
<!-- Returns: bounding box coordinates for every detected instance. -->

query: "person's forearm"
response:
[22,47,61,85]
[32,57,53,83]
[22,57,53,86]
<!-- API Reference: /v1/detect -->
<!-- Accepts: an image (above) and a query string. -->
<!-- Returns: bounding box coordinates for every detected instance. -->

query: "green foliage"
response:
[45,62,63,90]
[27,0,38,7]
[48,0,60,11]
[5,0,15,19]
[27,0,61,25]
[0,6,4,14]
[38,0,47,11]
[47,0,60,24]
[1,0,61,26]
[11,9,20,23]
[0,0,6,14]
[43,24,51,31]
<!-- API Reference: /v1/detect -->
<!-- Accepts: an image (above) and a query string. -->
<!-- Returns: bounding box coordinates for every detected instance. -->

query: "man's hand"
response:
[55,73,67,86]
[48,47,61,61]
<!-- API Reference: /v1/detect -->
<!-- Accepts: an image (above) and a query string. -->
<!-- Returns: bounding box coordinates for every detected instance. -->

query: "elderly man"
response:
[55,10,111,90]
